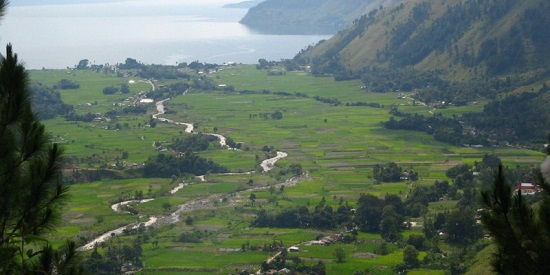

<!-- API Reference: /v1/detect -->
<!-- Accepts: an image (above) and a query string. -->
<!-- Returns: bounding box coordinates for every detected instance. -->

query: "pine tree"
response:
[481,162,550,274]
[0,1,80,273]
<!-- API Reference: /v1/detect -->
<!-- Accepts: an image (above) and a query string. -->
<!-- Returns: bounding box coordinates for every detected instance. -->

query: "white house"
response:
[515,182,539,195]
[139,98,154,104]
[288,246,300,252]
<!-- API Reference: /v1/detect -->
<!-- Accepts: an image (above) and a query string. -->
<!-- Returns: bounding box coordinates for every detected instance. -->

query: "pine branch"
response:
[481,165,542,274]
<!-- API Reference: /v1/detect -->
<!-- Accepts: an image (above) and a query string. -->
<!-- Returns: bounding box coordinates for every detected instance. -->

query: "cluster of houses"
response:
[305,234,343,246]
[263,268,292,275]
[282,234,344,254]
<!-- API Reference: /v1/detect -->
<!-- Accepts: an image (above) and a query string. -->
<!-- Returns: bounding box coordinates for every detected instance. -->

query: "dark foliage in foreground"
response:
[481,162,550,274]
[0,41,81,273]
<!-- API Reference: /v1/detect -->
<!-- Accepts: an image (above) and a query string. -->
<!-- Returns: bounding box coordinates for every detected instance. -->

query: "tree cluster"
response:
[171,133,218,152]
[122,105,147,114]
[53,78,80,90]
[372,162,418,183]
[138,64,190,80]
[102,83,129,95]
[354,194,406,240]
[82,236,143,274]
[118,57,144,70]
[261,256,326,275]
[345,101,381,108]
[462,90,550,145]
[384,113,466,145]
[252,197,352,230]
[29,82,74,119]
[142,153,228,178]
[65,112,97,122]
[256,58,277,70]
[176,230,208,243]
[313,96,341,106]
[360,67,446,94]
[146,82,190,100]
[248,111,284,120]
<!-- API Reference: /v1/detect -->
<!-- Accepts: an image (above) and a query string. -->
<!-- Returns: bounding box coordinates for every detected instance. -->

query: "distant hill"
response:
[223,1,265,9]
[240,0,399,34]
[297,0,550,80]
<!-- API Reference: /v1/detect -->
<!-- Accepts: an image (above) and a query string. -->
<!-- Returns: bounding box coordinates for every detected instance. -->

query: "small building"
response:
[309,240,326,246]
[515,182,539,195]
[288,246,300,252]
[139,98,154,104]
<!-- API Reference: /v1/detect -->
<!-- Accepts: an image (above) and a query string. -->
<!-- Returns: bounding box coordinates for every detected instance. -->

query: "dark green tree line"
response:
[0,3,81,273]
[29,82,74,120]
[0,40,80,275]
[142,153,228,178]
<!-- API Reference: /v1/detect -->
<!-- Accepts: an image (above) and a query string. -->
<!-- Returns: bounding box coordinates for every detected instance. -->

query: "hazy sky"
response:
[1,0,323,69]
[12,0,240,6]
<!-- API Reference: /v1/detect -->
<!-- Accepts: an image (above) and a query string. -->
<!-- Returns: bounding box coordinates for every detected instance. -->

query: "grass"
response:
[29,66,545,273]
[465,244,497,275]
[409,269,447,275]
[429,200,459,213]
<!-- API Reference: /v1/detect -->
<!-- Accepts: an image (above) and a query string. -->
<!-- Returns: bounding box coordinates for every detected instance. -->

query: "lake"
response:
[0,0,331,69]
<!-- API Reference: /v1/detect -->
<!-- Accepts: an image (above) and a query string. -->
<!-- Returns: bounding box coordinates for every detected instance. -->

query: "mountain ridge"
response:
[223,0,265,9]
[291,0,550,146]
[296,0,550,81]
[240,0,399,35]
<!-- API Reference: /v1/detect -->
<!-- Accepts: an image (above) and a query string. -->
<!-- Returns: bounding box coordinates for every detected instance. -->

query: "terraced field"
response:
[33,65,544,274]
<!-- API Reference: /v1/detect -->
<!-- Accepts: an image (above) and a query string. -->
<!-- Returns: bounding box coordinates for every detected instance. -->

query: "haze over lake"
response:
[0,0,331,69]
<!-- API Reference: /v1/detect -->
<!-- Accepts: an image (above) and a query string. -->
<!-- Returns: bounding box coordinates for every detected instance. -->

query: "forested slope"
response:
[298,0,550,79]
[292,0,550,146]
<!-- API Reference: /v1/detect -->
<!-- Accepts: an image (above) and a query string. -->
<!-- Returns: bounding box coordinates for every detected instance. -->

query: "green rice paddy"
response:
[32,65,544,273]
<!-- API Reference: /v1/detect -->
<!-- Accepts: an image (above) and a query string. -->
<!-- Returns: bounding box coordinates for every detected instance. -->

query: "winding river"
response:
[78,95,291,251]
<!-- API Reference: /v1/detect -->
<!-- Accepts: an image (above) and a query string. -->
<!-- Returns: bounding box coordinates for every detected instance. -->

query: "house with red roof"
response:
[515,182,539,195]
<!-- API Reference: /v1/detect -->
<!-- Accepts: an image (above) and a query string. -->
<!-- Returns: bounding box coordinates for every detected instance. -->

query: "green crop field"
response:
[29,65,545,274]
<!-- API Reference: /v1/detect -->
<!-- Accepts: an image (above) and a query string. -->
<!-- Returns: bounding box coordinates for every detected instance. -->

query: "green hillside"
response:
[298,0,550,80]
[240,0,399,34]
[293,0,550,146]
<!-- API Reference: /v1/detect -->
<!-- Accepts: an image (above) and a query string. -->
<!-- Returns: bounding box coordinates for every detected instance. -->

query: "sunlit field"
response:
[32,65,545,273]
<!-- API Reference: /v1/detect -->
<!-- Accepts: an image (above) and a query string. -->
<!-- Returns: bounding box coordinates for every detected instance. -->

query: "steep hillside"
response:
[240,0,399,34]
[293,0,550,146]
[297,0,550,80]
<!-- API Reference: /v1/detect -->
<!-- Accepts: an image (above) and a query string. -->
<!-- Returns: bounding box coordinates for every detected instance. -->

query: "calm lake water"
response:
[0,0,331,69]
